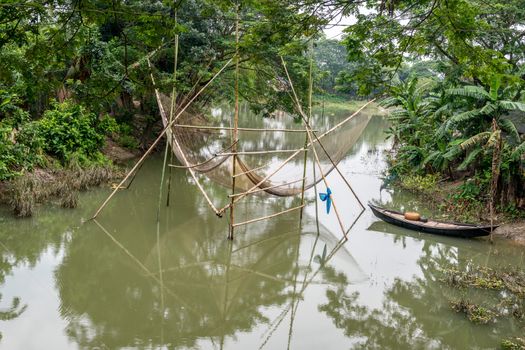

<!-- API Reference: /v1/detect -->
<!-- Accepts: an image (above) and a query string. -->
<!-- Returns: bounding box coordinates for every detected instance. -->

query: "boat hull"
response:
[368,204,495,238]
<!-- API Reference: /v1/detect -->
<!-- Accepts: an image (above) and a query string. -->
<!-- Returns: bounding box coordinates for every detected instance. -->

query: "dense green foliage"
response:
[0,0,330,180]
[383,75,525,211]
[0,0,524,216]
[39,101,112,163]
[0,92,115,179]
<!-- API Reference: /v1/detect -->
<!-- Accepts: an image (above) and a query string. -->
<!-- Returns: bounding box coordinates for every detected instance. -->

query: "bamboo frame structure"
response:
[300,42,315,221]
[173,124,314,133]
[280,56,348,237]
[168,140,238,169]
[228,4,240,239]
[219,148,306,156]
[232,161,271,178]
[232,204,305,228]
[228,178,306,198]
[216,100,374,216]
[92,18,372,242]
[91,57,233,219]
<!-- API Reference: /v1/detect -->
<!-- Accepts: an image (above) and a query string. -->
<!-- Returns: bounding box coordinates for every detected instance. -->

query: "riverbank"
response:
[391,172,525,245]
[0,139,137,217]
[494,222,525,246]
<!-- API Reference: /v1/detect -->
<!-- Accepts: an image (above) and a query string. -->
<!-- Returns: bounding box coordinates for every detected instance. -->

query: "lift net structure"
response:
[158,93,372,198]
[93,54,375,239]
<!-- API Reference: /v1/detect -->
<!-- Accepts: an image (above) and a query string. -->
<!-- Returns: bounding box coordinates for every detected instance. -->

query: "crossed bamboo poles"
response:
[91,52,371,239]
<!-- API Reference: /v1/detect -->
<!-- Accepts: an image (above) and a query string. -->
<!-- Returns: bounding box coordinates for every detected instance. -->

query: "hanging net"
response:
[156,92,374,199]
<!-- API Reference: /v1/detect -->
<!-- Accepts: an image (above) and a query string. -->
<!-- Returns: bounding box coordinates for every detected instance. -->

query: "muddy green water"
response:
[0,105,523,349]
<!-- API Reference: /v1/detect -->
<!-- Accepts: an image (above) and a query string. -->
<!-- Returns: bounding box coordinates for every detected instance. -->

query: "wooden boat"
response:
[368,203,497,238]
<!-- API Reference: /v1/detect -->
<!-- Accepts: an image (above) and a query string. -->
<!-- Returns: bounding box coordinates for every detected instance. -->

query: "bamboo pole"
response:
[91,57,233,219]
[229,4,240,239]
[168,140,238,169]
[166,8,180,207]
[219,148,306,156]
[153,77,221,215]
[173,124,315,132]
[312,152,321,235]
[280,56,347,236]
[232,161,270,178]
[228,178,305,198]
[216,99,373,215]
[299,42,314,221]
[232,204,305,227]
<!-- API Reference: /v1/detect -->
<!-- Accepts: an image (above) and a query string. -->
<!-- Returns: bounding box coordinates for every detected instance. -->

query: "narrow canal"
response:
[0,103,523,349]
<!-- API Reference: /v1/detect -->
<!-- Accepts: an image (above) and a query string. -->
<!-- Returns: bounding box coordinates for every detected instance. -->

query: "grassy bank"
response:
[390,171,525,224]
[0,99,142,217]
[313,94,382,115]
[1,164,121,217]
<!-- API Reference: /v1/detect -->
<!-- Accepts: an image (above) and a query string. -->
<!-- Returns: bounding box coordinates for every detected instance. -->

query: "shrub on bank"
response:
[39,101,108,163]
[0,97,125,216]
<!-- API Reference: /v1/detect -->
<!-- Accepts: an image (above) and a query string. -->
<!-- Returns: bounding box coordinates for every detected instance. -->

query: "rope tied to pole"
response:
[319,187,332,214]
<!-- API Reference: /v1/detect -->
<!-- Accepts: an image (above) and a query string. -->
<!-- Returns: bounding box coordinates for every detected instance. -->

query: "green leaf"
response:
[0,97,12,109]
[499,100,525,112]
[447,86,491,100]
[458,148,483,171]
[511,141,525,160]
[489,75,501,101]
[443,146,462,161]
[448,109,482,128]
[478,103,498,116]
[460,132,491,150]
[498,118,520,144]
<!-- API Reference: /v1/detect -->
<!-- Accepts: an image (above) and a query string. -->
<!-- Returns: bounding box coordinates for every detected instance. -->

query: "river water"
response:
[0,103,523,349]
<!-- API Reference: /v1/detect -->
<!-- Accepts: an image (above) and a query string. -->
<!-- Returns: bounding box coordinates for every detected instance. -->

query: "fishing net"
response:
[157,92,374,201]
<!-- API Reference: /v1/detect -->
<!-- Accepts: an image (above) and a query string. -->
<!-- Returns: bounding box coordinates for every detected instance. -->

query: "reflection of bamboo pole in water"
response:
[287,211,304,350]
[259,238,347,349]
[220,240,234,350]
[92,220,201,317]
[288,225,321,349]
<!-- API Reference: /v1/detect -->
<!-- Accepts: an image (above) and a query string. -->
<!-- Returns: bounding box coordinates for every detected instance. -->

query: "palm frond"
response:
[388,108,409,119]
[511,141,525,160]
[448,109,481,128]
[443,146,462,161]
[460,132,491,150]
[447,86,490,100]
[479,102,498,116]
[422,150,440,165]
[498,118,520,144]
[499,100,525,112]
[379,97,399,108]
[458,148,483,171]
[489,75,501,101]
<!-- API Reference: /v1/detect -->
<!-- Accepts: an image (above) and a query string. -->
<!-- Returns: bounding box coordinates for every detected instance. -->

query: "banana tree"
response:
[447,75,525,207]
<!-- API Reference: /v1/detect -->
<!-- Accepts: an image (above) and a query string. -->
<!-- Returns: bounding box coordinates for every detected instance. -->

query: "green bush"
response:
[39,101,107,163]
[0,92,45,180]
[400,174,440,194]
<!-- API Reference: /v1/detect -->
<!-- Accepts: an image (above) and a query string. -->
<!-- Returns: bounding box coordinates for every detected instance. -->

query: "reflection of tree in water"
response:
[54,184,321,349]
[319,233,524,349]
[0,209,69,341]
[0,294,27,341]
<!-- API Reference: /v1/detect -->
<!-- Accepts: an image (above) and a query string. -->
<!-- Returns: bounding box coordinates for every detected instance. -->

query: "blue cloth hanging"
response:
[319,187,332,214]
